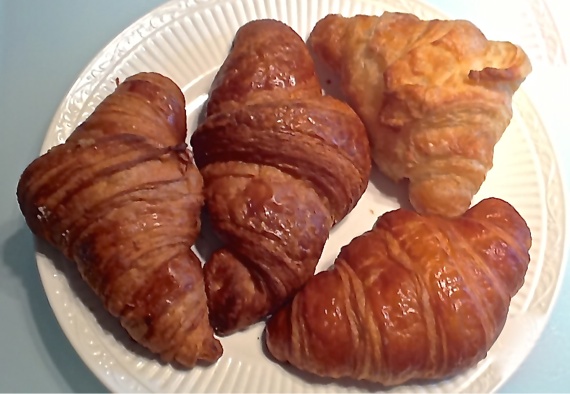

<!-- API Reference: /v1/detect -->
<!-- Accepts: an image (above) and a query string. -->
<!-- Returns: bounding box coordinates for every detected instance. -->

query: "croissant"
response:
[16,72,222,367]
[266,197,531,386]
[308,13,532,217]
[190,19,371,335]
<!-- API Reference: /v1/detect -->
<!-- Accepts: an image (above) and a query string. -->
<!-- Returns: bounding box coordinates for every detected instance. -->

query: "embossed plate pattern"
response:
[35,0,567,392]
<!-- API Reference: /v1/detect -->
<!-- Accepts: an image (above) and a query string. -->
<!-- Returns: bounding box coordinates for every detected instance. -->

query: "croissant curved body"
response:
[17,72,222,366]
[309,13,532,217]
[191,19,371,335]
[266,198,531,386]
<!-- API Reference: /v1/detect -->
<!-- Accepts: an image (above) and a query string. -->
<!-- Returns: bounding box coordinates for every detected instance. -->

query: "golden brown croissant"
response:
[266,197,531,386]
[191,19,371,335]
[17,72,222,367]
[309,13,532,217]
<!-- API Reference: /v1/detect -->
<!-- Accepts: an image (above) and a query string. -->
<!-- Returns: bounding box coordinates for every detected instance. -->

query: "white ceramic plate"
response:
[35,0,568,392]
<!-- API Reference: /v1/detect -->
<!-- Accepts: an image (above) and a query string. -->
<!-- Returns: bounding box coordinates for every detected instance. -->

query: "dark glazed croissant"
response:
[191,19,371,335]
[17,72,222,367]
[266,198,531,386]
[309,13,532,217]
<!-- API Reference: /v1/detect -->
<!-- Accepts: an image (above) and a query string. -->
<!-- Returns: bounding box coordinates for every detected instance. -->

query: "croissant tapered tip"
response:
[199,337,224,362]
[307,14,348,72]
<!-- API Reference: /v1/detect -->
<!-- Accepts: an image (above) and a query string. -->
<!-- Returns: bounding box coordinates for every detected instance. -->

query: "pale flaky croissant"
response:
[309,13,532,217]
[191,19,371,335]
[17,72,222,366]
[266,197,531,386]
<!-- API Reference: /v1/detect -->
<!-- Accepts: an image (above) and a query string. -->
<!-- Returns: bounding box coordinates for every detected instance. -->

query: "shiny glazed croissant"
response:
[17,72,222,366]
[266,198,531,386]
[309,13,532,217]
[191,19,371,335]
